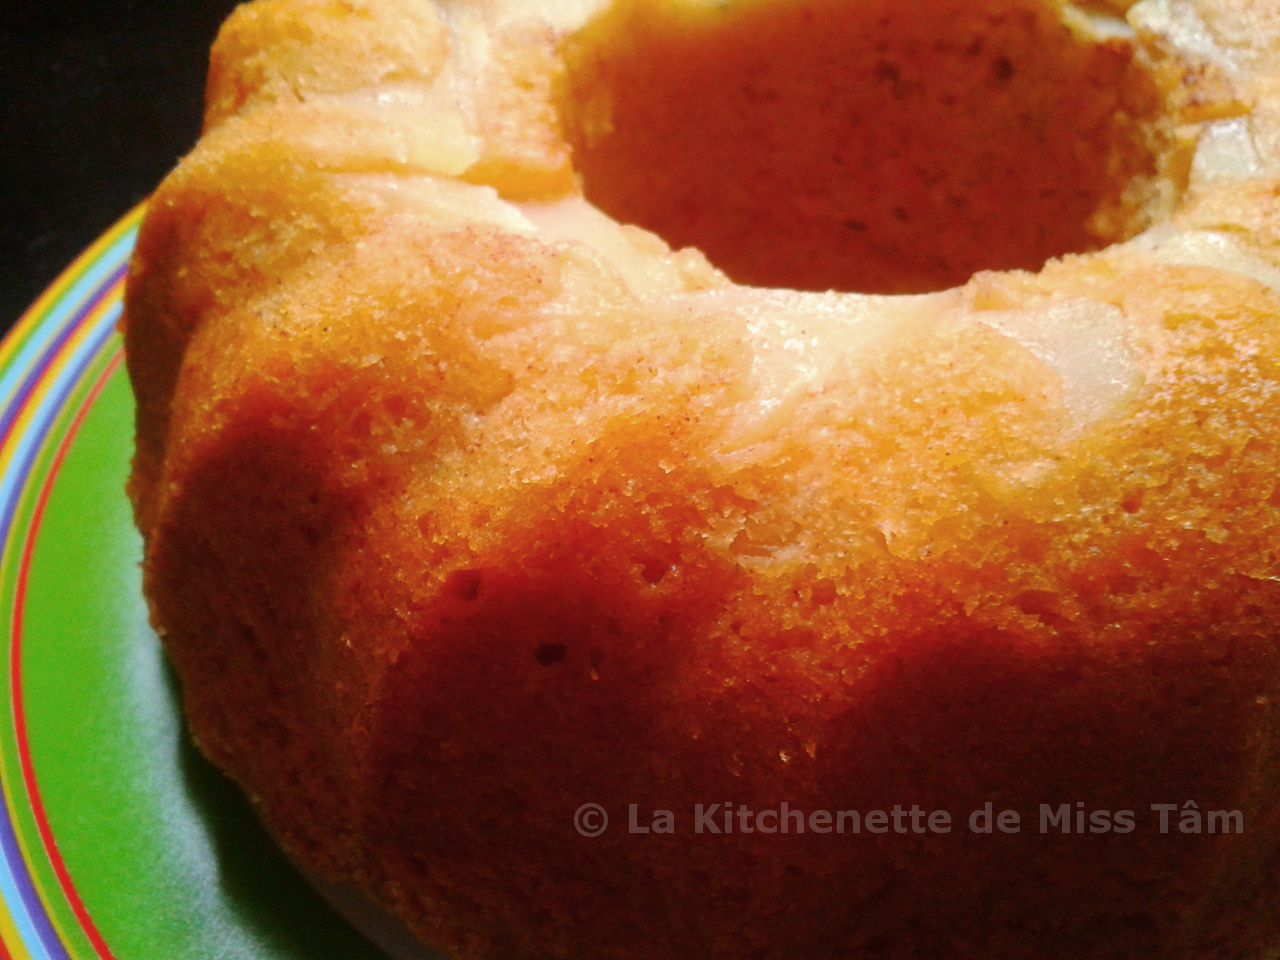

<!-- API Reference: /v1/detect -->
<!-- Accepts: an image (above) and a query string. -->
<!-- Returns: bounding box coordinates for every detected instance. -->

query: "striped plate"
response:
[0,209,385,960]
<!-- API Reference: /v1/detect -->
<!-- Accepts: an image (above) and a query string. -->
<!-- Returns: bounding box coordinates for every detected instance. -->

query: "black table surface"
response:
[1,0,243,337]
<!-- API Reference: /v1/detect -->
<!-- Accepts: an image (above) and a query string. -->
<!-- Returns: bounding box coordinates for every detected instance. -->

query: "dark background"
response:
[1,0,242,335]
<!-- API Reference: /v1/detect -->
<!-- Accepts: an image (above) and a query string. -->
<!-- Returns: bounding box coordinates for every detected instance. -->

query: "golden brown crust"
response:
[204,0,451,129]
[124,0,1280,957]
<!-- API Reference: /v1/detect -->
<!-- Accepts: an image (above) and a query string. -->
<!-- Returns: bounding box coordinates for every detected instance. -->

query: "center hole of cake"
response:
[561,0,1171,295]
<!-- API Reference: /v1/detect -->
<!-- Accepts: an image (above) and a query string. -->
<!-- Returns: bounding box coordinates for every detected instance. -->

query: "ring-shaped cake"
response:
[125,0,1280,956]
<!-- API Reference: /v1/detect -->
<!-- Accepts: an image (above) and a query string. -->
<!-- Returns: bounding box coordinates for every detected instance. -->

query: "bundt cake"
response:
[124,0,1280,957]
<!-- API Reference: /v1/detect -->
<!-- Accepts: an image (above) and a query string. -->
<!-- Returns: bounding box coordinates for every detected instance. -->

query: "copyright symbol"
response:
[574,803,608,837]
